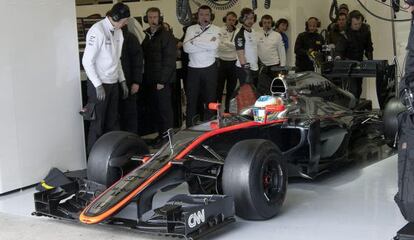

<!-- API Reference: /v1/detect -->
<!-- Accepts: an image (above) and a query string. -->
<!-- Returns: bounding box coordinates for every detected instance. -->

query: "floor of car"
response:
[0,149,407,240]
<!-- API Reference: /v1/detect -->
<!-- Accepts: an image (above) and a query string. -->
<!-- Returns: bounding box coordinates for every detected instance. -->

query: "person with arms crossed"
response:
[183,5,220,127]
[217,11,239,112]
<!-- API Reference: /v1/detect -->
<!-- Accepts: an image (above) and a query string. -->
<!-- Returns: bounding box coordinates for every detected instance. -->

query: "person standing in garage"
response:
[294,17,325,72]
[119,26,143,135]
[335,10,373,99]
[82,3,130,154]
[183,5,220,127]
[257,14,286,95]
[142,7,177,147]
[234,8,259,86]
[399,0,414,98]
[217,11,238,113]
[275,18,289,52]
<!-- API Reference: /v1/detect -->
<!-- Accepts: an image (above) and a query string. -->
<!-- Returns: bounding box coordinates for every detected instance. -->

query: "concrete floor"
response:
[0,153,408,240]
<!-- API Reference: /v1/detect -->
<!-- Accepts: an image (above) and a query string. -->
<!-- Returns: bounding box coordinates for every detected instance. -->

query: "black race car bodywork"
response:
[33,71,383,239]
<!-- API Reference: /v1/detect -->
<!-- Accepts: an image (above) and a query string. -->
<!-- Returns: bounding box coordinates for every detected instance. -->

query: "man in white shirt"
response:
[235,8,259,86]
[183,5,220,127]
[82,3,130,153]
[217,11,238,113]
[257,14,286,95]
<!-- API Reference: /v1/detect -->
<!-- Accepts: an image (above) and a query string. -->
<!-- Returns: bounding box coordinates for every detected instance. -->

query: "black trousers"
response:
[186,63,217,127]
[119,93,138,134]
[217,59,238,112]
[151,83,174,137]
[236,67,258,86]
[348,77,363,99]
[257,64,281,96]
[87,80,120,154]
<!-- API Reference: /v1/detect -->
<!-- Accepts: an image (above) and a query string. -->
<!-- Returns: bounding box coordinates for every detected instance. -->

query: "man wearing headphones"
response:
[82,3,130,153]
[294,17,325,72]
[235,8,259,86]
[257,14,286,95]
[183,5,220,127]
[142,7,177,147]
[335,10,373,99]
[217,11,238,112]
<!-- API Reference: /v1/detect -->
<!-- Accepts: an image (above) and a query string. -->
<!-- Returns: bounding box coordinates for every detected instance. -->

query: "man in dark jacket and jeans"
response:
[142,7,176,147]
[335,10,373,99]
[119,26,143,134]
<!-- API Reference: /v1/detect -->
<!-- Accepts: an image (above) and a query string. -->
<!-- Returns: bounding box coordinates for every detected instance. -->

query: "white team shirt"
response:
[218,26,237,61]
[257,30,286,66]
[82,17,126,87]
[183,24,221,68]
[235,27,258,71]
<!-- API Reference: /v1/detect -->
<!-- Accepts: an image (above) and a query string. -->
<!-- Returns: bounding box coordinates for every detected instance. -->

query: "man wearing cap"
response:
[82,3,130,153]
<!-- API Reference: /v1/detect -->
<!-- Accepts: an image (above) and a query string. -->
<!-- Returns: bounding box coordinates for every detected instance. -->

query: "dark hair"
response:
[338,12,347,18]
[146,7,161,16]
[198,5,212,14]
[339,3,349,11]
[107,2,130,21]
[261,14,273,22]
[240,7,254,18]
[275,18,289,28]
[348,10,364,21]
[225,11,237,19]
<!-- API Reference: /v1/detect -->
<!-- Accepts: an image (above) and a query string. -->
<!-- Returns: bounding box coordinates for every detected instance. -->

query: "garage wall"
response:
[0,0,86,193]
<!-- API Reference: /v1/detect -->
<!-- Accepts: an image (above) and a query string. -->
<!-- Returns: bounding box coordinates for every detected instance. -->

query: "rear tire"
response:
[87,131,149,187]
[222,139,287,220]
[383,98,406,149]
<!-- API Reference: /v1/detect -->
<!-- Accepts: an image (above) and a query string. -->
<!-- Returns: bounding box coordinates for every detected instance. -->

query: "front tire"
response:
[222,139,287,220]
[87,131,149,187]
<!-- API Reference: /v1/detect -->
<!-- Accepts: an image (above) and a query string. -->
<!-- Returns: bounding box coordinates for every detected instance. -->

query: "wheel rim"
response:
[262,158,284,203]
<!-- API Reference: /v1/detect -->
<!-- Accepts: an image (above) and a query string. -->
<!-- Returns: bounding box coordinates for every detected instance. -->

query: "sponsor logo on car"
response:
[188,209,205,228]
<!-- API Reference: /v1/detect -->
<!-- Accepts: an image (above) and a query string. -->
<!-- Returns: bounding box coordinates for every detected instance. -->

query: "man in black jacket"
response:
[294,17,325,72]
[142,7,176,146]
[399,1,414,98]
[335,10,373,99]
[119,26,143,134]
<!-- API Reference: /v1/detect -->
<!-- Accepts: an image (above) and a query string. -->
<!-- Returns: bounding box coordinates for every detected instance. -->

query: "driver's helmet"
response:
[253,96,279,122]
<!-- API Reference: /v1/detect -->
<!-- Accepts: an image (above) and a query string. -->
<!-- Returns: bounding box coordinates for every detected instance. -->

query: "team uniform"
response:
[82,17,126,153]
[335,24,373,99]
[234,26,258,85]
[294,31,325,72]
[183,23,221,127]
[257,29,286,95]
[217,26,238,112]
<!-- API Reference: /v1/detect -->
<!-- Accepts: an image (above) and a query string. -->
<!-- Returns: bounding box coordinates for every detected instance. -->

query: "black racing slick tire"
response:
[383,98,406,148]
[222,139,287,220]
[87,131,149,187]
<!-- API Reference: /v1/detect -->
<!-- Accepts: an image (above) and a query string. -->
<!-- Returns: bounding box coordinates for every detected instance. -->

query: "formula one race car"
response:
[33,70,384,239]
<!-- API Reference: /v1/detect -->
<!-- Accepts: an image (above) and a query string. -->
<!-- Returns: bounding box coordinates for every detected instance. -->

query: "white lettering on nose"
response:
[188,209,205,228]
